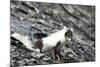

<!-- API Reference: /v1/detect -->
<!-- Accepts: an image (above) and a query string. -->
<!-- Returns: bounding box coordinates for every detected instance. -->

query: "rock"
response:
[10,0,95,66]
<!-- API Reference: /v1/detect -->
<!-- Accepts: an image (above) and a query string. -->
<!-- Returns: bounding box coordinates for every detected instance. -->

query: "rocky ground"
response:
[10,1,95,67]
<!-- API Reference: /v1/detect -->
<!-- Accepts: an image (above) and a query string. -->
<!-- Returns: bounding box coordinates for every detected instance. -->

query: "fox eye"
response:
[65,29,73,39]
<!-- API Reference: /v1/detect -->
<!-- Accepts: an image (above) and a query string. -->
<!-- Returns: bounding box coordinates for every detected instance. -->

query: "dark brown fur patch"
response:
[34,33,48,39]
[35,39,43,52]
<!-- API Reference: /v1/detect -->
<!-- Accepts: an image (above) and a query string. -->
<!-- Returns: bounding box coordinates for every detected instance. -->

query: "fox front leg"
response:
[53,41,61,61]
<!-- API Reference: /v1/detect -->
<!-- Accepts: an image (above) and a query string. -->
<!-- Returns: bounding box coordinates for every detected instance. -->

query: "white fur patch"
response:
[11,33,33,50]
[42,26,69,52]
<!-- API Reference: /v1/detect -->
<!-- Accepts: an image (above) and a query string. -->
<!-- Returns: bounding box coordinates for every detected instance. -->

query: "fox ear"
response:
[34,33,48,39]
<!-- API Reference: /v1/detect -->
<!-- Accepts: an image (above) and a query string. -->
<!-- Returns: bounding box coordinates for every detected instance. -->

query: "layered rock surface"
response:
[10,1,95,67]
